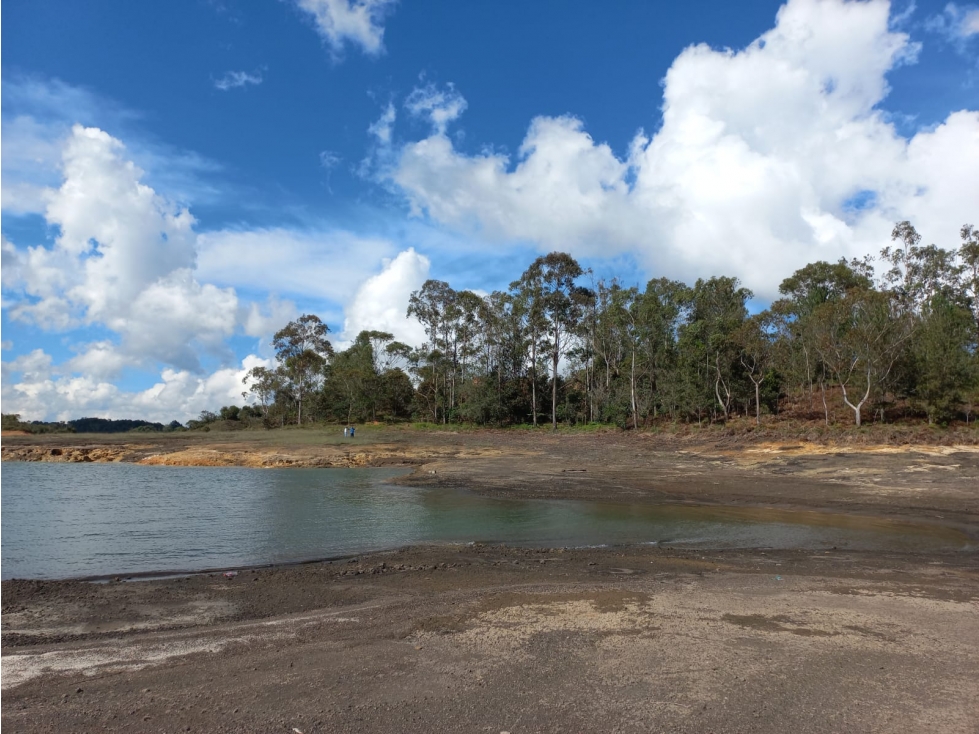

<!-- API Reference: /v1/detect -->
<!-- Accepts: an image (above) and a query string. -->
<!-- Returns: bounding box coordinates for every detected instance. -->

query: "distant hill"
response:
[2,414,176,434]
[69,417,168,433]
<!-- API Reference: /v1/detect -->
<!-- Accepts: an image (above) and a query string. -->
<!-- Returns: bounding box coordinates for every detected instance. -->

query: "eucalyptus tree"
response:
[455,290,485,387]
[811,290,907,426]
[325,337,373,424]
[635,278,690,421]
[590,280,629,408]
[511,267,550,426]
[473,290,528,423]
[682,277,751,422]
[879,224,970,407]
[407,279,457,423]
[320,331,416,423]
[959,224,979,345]
[777,259,873,405]
[356,330,397,421]
[736,312,778,425]
[516,253,589,429]
[496,290,534,423]
[913,294,978,423]
[618,286,646,430]
[241,365,283,424]
[272,314,333,425]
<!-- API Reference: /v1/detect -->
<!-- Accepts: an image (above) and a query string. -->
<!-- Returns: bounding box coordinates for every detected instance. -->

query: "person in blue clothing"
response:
[349,426,355,438]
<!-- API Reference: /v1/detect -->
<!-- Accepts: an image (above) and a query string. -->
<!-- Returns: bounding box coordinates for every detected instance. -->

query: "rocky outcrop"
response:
[137,448,410,469]
[1,446,129,463]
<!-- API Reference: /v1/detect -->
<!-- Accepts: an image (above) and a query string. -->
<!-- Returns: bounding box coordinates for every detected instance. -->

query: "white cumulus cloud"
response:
[1,353,273,423]
[4,125,240,372]
[295,0,396,57]
[338,248,429,347]
[386,0,979,298]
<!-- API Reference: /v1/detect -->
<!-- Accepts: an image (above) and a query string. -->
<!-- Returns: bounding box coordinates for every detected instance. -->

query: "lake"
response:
[1,462,971,579]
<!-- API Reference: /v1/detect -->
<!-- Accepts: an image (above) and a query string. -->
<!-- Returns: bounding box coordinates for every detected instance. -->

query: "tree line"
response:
[238,221,979,429]
[0,415,182,434]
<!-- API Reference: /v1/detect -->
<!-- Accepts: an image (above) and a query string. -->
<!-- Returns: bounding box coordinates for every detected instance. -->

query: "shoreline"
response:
[5,499,978,585]
[3,428,979,515]
[4,429,978,732]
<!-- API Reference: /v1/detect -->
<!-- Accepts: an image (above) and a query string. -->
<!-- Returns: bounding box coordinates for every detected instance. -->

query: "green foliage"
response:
[213,220,979,431]
[912,295,978,423]
[2,414,74,433]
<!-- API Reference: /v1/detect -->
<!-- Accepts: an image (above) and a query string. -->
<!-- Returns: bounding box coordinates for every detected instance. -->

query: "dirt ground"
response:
[3,428,979,732]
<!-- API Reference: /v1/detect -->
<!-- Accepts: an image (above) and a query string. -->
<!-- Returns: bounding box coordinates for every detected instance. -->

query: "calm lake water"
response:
[1,462,972,579]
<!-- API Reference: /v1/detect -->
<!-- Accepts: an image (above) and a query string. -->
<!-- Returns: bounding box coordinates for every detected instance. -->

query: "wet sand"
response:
[2,428,978,732]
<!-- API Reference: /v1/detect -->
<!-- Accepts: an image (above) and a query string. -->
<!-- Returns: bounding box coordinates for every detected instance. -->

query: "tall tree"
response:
[511,269,550,426]
[273,314,333,425]
[913,294,978,423]
[737,312,777,425]
[242,365,283,425]
[516,253,588,429]
[959,224,979,346]
[777,259,873,406]
[684,277,751,422]
[811,290,906,426]
[407,280,457,423]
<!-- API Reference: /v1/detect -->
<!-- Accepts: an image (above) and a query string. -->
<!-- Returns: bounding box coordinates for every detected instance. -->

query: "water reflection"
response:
[0,462,971,580]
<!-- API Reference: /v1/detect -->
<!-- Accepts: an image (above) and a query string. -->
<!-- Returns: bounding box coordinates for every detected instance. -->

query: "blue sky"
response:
[3,0,978,421]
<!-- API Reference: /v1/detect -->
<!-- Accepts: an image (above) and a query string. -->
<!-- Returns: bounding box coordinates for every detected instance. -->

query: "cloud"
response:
[1,125,262,373]
[3,349,55,383]
[294,0,396,58]
[925,3,979,60]
[213,69,264,91]
[319,150,341,168]
[405,83,467,135]
[368,101,397,145]
[1,76,223,215]
[357,101,398,177]
[384,0,978,299]
[63,341,134,381]
[1,352,273,423]
[242,296,298,339]
[926,3,979,37]
[338,248,429,346]
[0,114,64,214]
[196,226,396,303]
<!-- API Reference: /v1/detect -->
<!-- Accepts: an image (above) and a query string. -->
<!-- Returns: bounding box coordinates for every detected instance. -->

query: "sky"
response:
[2,0,978,423]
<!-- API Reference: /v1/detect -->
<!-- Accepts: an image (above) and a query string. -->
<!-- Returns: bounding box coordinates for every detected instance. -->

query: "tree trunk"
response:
[803,345,813,411]
[551,349,559,431]
[531,337,538,427]
[820,379,829,426]
[754,379,761,425]
[714,357,730,421]
[433,360,439,424]
[840,368,872,427]
[630,349,639,431]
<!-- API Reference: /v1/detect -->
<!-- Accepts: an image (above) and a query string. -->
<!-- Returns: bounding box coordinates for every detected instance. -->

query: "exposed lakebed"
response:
[1,462,972,579]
